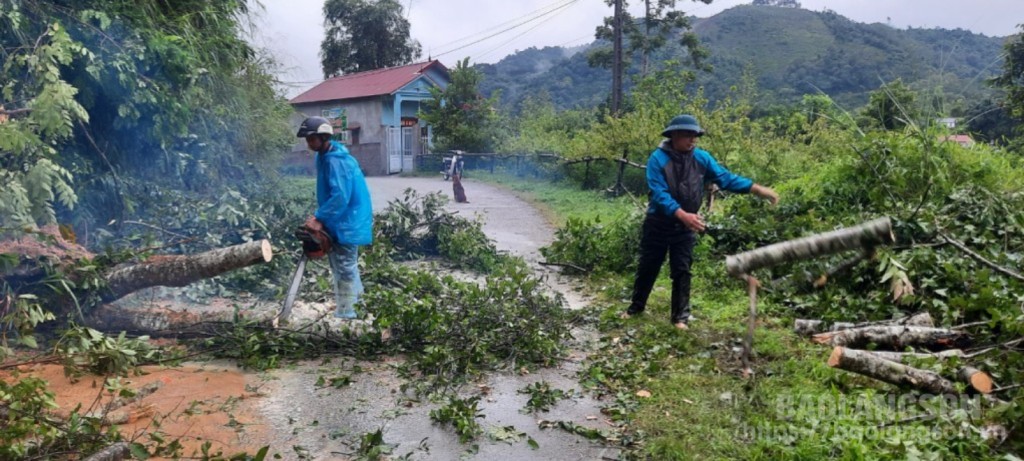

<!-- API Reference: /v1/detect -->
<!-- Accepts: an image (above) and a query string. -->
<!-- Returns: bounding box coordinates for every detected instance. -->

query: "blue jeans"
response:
[327,244,363,319]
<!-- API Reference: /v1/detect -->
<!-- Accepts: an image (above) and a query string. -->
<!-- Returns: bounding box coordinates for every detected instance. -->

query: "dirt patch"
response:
[1,361,269,457]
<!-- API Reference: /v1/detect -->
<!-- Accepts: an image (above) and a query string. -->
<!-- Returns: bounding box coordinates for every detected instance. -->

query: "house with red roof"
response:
[288,60,450,175]
[940,134,976,148]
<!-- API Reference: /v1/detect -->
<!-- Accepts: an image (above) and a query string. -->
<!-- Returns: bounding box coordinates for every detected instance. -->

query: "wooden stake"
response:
[742,275,758,378]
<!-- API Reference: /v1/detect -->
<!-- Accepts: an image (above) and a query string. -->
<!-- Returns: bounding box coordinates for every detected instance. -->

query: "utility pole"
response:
[611,0,623,116]
[642,0,651,76]
[610,0,627,195]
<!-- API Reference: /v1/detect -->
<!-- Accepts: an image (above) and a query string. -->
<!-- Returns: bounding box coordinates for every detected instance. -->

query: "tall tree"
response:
[419,58,500,152]
[964,98,1018,144]
[589,0,712,76]
[990,25,1024,120]
[320,0,422,78]
[861,79,919,130]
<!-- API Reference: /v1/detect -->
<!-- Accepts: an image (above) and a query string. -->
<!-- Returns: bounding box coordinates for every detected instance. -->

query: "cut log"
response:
[794,319,826,336]
[102,239,273,302]
[831,321,856,331]
[958,366,994,394]
[793,313,935,337]
[726,217,894,277]
[829,347,960,394]
[812,325,970,350]
[865,349,969,362]
[851,312,935,329]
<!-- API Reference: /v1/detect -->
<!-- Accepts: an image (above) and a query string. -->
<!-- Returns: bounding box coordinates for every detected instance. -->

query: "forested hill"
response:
[477,4,1007,111]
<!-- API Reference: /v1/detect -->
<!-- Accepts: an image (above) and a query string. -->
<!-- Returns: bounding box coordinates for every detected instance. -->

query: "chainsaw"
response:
[273,217,332,327]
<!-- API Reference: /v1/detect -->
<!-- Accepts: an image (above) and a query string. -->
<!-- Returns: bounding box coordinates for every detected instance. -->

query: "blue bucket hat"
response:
[661,114,704,137]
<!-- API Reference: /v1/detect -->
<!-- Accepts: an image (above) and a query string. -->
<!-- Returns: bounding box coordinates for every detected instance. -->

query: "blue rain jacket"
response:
[646,140,753,217]
[315,141,373,245]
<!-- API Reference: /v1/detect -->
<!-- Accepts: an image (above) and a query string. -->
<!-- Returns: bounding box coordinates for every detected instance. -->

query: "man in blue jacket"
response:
[297,116,373,319]
[621,115,778,330]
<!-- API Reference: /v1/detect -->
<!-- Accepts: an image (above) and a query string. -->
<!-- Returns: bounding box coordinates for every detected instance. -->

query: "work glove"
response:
[294,216,332,259]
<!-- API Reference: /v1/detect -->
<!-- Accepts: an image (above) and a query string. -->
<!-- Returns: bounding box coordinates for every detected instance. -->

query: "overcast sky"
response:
[248,0,1023,97]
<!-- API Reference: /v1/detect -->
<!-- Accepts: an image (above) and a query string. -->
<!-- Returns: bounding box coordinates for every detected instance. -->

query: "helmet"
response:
[296,116,333,138]
[661,114,704,138]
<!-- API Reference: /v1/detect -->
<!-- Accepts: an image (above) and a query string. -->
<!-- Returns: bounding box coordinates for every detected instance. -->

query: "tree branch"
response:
[939,232,1024,283]
[0,107,32,117]
[538,260,588,273]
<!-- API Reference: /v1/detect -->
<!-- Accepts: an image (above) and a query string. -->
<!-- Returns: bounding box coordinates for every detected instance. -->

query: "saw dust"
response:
[0,360,271,457]
[0,225,94,261]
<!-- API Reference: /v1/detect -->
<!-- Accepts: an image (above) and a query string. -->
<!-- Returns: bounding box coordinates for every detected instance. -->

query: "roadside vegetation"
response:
[2,0,1023,458]
[470,65,1024,459]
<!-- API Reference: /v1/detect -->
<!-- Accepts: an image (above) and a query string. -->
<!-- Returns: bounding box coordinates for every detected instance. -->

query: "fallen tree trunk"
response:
[831,348,994,394]
[829,347,960,394]
[84,303,274,337]
[103,239,273,302]
[726,217,894,277]
[794,312,934,337]
[812,325,970,350]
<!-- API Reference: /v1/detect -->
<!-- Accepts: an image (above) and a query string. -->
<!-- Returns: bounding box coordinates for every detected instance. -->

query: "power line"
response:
[473,0,582,62]
[432,0,580,58]
[430,0,577,51]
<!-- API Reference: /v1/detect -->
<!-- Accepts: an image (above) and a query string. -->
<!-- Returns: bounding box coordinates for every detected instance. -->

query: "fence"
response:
[416,152,649,192]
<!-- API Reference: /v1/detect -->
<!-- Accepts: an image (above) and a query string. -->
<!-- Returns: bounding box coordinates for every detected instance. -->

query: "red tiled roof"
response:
[941,134,975,145]
[290,61,447,105]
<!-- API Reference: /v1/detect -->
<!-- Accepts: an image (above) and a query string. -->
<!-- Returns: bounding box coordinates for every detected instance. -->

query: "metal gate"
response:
[402,126,415,173]
[386,127,402,174]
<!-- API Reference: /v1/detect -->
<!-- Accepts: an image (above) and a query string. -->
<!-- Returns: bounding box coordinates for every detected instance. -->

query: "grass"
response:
[468,170,1010,460]
[466,171,642,227]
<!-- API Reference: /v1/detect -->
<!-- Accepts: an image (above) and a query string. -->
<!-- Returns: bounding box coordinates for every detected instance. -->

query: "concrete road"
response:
[256,176,615,460]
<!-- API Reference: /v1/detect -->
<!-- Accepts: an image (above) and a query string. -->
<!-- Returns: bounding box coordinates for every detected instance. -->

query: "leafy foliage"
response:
[0,18,86,227]
[55,326,157,376]
[0,376,113,459]
[859,79,919,130]
[540,210,642,275]
[373,189,501,272]
[419,58,502,152]
[1,0,294,231]
[518,381,567,413]
[524,68,1024,458]
[429,395,484,443]
[589,0,712,74]
[501,93,595,155]
[991,25,1024,120]
[320,0,421,78]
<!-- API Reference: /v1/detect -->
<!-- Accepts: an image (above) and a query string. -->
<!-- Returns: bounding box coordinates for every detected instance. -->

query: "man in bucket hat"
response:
[621,114,778,329]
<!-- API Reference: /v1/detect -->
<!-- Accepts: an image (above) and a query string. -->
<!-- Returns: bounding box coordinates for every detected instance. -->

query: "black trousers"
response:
[627,214,697,323]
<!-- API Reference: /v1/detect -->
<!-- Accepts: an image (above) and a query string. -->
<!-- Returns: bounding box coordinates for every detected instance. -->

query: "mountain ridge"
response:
[477,5,1007,112]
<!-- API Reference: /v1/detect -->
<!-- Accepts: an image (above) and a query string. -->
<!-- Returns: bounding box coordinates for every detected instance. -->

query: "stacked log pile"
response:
[793,313,996,395]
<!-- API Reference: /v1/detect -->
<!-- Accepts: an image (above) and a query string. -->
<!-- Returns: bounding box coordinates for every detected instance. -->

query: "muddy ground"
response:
[4,176,618,460]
